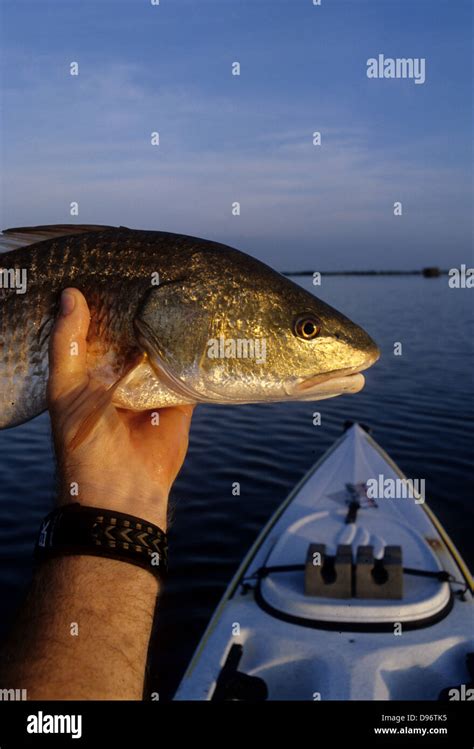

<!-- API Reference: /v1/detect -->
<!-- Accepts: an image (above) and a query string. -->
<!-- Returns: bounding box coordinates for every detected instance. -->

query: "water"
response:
[0,276,472,699]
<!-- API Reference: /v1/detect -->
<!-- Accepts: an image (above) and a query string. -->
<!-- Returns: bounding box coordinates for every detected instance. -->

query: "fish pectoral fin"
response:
[68,358,144,451]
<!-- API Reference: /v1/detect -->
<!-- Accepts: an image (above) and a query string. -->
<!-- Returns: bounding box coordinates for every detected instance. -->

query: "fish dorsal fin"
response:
[0,224,116,252]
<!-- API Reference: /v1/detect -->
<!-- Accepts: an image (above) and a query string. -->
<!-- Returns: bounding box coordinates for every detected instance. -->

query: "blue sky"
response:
[0,0,472,270]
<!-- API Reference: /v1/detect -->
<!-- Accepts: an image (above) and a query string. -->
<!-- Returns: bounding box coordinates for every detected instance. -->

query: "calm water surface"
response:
[0,276,472,698]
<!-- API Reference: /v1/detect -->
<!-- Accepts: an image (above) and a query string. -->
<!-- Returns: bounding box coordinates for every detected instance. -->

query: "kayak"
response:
[174,423,473,701]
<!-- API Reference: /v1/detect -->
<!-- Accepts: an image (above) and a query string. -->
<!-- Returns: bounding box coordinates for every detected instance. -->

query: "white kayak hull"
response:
[175,424,473,701]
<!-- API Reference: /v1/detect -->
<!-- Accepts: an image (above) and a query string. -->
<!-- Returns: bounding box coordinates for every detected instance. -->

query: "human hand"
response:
[47,288,194,531]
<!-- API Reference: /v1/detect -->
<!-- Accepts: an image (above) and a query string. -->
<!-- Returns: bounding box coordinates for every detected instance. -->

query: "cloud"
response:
[1,60,471,268]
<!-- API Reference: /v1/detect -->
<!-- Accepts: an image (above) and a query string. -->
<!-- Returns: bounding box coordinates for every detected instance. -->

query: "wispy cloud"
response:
[1,39,472,270]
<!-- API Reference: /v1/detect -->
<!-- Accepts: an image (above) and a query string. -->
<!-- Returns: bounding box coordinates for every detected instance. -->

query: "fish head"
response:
[134,248,380,404]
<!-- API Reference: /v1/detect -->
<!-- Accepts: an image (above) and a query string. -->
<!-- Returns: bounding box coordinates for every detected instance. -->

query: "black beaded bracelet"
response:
[34,503,168,581]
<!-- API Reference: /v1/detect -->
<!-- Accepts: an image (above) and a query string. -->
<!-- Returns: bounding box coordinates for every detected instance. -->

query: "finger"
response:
[48,288,91,402]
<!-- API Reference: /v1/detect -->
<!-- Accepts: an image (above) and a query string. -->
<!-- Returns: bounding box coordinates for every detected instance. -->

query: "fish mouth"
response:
[289,351,380,400]
[294,371,366,399]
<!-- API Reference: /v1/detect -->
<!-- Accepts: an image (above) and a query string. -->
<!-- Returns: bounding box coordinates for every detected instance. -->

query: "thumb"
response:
[48,288,91,403]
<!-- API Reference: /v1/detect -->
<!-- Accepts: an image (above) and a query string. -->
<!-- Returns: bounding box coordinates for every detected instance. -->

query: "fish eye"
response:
[293,315,321,340]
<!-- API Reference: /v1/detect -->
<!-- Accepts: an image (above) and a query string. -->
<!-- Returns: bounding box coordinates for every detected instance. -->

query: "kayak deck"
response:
[175,424,473,701]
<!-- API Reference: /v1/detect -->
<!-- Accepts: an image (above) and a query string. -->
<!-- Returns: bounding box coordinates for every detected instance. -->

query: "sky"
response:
[0,0,472,270]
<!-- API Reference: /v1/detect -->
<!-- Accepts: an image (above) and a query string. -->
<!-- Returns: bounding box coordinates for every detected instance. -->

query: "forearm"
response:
[0,288,189,701]
[0,556,159,700]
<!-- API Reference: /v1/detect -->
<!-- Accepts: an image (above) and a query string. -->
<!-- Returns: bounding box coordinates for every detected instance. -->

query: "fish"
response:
[0,224,380,432]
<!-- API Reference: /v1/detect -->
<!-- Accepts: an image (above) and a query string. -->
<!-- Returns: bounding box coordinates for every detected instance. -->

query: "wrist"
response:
[57,481,169,530]
[36,503,169,581]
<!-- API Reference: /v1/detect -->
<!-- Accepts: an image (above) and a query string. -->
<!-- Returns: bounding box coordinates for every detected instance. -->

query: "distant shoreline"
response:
[283,268,446,277]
